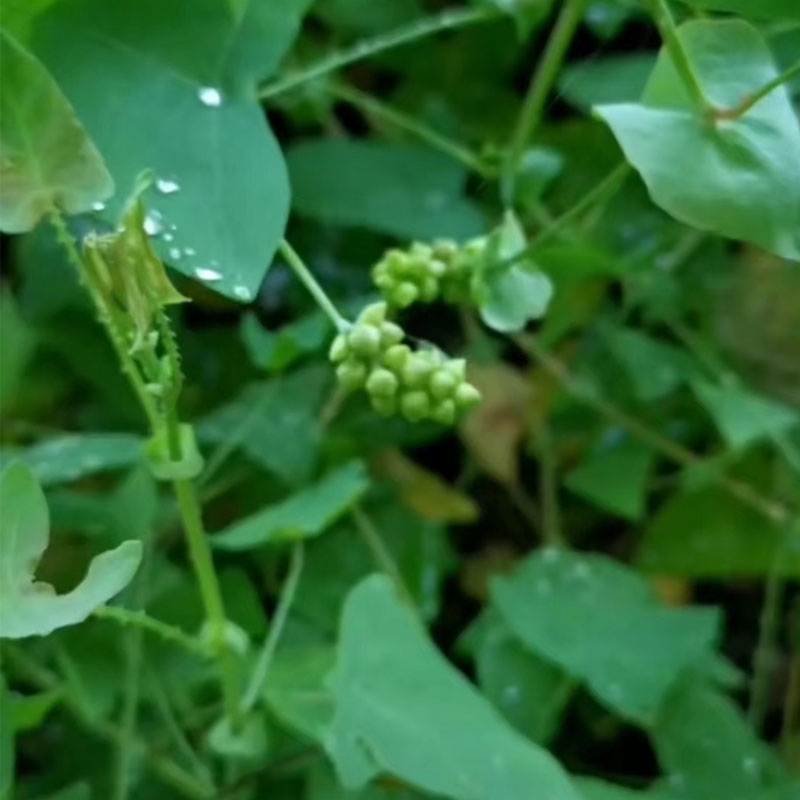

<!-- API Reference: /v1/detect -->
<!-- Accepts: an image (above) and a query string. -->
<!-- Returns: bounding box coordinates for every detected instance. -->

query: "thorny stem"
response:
[241,543,305,713]
[279,239,349,331]
[52,208,241,727]
[715,58,800,120]
[48,210,160,430]
[330,82,494,178]
[258,6,498,100]
[173,478,242,727]
[516,334,793,526]
[647,0,712,112]
[504,0,587,201]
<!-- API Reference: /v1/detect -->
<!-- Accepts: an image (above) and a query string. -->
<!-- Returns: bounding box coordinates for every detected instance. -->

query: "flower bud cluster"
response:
[329,302,481,424]
[371,238,488,308]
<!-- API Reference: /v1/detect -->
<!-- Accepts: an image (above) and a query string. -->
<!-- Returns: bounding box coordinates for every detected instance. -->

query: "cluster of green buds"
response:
[372,237,488,308]
[329,302,481,424]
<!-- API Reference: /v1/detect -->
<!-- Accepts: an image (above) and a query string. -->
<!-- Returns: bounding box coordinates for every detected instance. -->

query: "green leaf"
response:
[326,574,582,799]
[240,310,331,373]
[34,0,308,301]
[10,688,61,731]
[0,676,13,800]
[491,549,720,725]
[603,325,695,401]
[198,366,330,486]
[596,20,800,260]
[463,611,574,744]
[477,211,553,333]
[690,378,798,450]
[565,438,656,521]
[0,30,112,232]
[263,646,336,741]
[0,433,144,486]
[0,462,142,638]
[677,0,800,22]
[559,54,655,111]
[212,460,369,550]
[287,139,485,241]
[638,488,800,578]
[0,290,37,412]
[652,679,787,799]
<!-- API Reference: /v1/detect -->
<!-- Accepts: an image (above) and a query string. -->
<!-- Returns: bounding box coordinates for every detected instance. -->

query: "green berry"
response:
[336,359,367,391]
[433,239,458,259]
[357,302,387,327]
[348,325,381,357]
[366,368,398,398]
[328,334,349,362]
[443,358,467,382]
[454,382,481,409]
[370,394,397,416]
[400,391,430,421]
[420,276,439,302]
[428,258,447,278]
[429,368,457,399]
[374,273,393,291]
[392,282,419,308]
[401,353,434,388]
[431,399,456,425]
[379,321,404,347]
[383,344,410,372]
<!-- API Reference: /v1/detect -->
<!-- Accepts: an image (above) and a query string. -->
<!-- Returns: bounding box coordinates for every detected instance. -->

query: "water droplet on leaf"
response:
[169,247,182,261]
[198,86,223,107]
[195,267,222,281]
[143,210,164,236]
[155,177,180,195]
[91,200,106,211]
[233,285,252,301]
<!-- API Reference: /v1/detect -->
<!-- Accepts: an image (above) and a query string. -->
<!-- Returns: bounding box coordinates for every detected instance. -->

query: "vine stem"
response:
[241,543,304,713]
[173,478,241,727]
[329,82,494,178]
[48,210,160,430]
[748,542,787,732]
[93,606,211,657]
[504,0,587,201]
[278,239,349,331]
[647,0,712,112]
[258,6,498,100]
[716,58,800,119]
[515,333,792,526]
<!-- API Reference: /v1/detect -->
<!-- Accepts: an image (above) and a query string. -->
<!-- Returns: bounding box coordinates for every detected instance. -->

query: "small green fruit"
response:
[328,334,349,362]
[370,394,397,416]
[380,321,404,347]
[357,302,387,327]
[383,344,410,372]
[431,399,456,425]
[401,353,433,388]
[366,368,398,398]
[429,369,457,399]
[444,358,467,381]
[336,359,367,391]
[420,276,439,302]
[348,325,381,357]
[400,391,430,421]
[454,382,481,409]
[392,282,419,308]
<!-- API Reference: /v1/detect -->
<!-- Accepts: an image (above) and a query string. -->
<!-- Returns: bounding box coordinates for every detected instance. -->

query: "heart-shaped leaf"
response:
[0,462,142,639]
[596,20,800,260]
[0,30,113,232]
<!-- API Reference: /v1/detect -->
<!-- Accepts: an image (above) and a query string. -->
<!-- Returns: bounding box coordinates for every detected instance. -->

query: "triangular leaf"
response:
[0,30,113,232]
[0,462,142,639]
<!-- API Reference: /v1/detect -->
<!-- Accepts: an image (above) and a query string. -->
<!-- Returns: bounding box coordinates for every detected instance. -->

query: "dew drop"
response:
[143,210,164,236]
[742,756,759,776]
[184,247,196,257]
[169,247,182,261]
[572,562,591,580]
[233,285,252,301]
[155,177,180,195]
[91,200,106,211]
[502,685,521,705]
[195,267,222,281]
[198,86,223,107]
[163,232,174,242]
